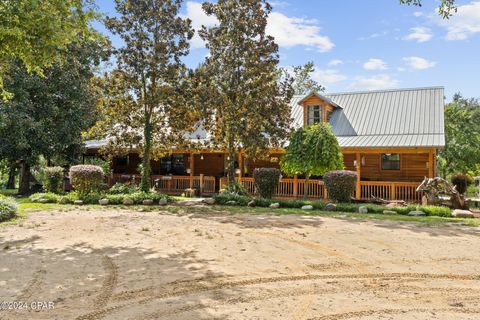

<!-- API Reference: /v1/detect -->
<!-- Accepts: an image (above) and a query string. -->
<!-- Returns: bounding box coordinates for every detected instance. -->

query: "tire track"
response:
[83,272,480,319]
[307,307,480,320]
[16,267,46,300]
[75,256,118,320]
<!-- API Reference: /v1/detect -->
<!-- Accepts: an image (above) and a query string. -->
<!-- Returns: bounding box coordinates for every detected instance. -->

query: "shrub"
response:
[84,157,110,175]
[225,180,249,196]
[0,195,17,222]
[323,170,357,202]
[108,182,140,195]
[253,168,281,199]
[451,173,473,194]
[29,192,60,203]
[42,166,64,193]
[69,165,104,195]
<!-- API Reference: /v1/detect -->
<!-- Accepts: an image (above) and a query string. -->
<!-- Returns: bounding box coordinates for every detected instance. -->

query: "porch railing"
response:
[220,177,422,203]
[109,174,216,195]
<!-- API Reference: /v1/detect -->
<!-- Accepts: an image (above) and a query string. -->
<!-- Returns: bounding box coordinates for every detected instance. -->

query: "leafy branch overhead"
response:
[399,0,457,19]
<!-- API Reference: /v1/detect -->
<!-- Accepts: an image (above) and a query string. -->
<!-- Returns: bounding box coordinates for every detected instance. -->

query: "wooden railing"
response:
[110,174,423,203]
[360,181,422,202]
[220,177,421,202]
[109,174,215,194]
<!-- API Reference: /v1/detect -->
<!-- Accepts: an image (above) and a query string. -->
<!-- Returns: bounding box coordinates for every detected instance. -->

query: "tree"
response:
[0,38,108,194]
[437,94,480,177]
[399,0,457,19]
[283,61,324,95]
[0,0,98,98]
[281,123,344,199]
[91,0,194,192]
[197,0,294,186]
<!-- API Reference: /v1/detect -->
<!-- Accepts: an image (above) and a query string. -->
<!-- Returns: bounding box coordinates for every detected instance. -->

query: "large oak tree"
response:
[197,0,294,185]
[91,0,194,191]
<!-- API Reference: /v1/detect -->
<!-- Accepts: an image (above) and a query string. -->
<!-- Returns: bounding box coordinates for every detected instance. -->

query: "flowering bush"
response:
[69,165,104,195]
[323,170,357,202]
[42,166,64,193]
[253,168,281,199]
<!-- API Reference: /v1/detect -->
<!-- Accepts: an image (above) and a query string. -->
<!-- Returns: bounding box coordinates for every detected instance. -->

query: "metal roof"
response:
[291,86,445,148]
[86,87,445,150]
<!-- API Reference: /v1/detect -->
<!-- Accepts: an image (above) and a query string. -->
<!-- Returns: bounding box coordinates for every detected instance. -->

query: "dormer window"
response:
[307,105,322,125]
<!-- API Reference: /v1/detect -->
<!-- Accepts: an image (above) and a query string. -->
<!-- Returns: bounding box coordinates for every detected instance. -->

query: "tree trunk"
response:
[18,162,31,195]
[7,165,16,189]
[140,121,152,192]
[226,134,236,187]
[303,173,310,200]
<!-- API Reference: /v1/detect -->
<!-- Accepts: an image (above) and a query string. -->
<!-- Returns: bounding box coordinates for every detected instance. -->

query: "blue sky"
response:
[93,0,480,101]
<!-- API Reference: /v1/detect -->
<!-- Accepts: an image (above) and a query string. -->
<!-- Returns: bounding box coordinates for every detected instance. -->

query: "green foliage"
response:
[282,61,325,95]
[0,0,102,98]
[41,167,64,194]
[281,123,344,178]
[399,0,457,19]
[253,168,281,199]
[0,37,109,194]
[438,94,480,177]
[84,158,110,176]
[323,170,357,202]
[105,192,168,205]
[69,165,104,195]
[212,193,452,217]
[90,0,194,192]
[196,0,294,184]
[224,181,249,196]
[0,194,18,221]
[108,183,140,195]
[29,192,60,203]
[451,173,473,194]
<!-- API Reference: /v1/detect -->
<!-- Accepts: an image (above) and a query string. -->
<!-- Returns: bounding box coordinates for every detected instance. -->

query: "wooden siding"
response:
[301,95,335,126]
[193,153,225,177]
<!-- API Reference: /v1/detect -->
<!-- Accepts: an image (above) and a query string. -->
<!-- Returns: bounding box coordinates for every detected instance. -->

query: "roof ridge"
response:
[326,86,444,96]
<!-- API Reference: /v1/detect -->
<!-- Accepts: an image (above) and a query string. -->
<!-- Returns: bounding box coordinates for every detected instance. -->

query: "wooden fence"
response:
[220,177,422,202]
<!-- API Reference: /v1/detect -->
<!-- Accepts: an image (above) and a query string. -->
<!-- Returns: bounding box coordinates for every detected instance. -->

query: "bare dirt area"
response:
[1,205,480,320]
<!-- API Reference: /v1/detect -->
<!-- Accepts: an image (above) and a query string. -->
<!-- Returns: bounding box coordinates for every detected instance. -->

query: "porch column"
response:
[355,153,361,199]
[428,150,434,178]
[293,174,298,198]
[189,152,194,189]
[238,152,243,180]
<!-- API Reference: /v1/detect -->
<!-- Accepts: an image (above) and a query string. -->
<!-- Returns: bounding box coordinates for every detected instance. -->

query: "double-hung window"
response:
[307,105,322,125]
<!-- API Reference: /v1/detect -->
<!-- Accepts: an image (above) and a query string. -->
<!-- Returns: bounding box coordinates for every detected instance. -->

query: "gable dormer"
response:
[298,92,340,126]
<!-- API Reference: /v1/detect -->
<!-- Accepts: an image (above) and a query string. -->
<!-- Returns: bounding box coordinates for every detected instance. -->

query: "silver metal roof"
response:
[291,86,445,148]
[86,87,445,150]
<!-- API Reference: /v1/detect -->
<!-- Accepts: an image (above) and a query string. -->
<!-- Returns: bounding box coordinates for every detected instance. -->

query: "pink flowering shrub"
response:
[69,165,104,195]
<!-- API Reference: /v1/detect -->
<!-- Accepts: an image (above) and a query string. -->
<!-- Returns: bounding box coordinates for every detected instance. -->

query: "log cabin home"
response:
[84,86,445,202]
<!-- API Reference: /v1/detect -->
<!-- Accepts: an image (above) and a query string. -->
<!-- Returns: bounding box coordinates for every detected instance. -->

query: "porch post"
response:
[189,152,194,189]
[238,152,243,180]
[428,150,434,178]
[293,174,298,198]
[355,153,361,199]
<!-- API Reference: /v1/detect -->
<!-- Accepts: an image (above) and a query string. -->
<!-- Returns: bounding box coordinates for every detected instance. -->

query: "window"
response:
[381,154,400,170]
[326,110,333,122]
[160,154,185,175]
[307,105,322,125]
[113,156,129,167]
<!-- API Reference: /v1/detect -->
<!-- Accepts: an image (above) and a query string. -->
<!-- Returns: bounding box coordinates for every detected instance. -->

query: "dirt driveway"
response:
[1,205,480,319]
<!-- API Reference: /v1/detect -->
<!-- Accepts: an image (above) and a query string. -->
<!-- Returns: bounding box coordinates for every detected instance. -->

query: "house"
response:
[84,86,445,202]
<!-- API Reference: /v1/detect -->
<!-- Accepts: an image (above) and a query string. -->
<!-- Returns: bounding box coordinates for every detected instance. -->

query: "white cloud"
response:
[397,67,406,72]
[311,69,347,85]
[183,2,334,52]
[403,56,436,69]
[182,2,218,49]
[327,59,343,66]
[403,27,433,42]
[436,1,480,40]
[349,75,399,91]
[266,12,334,52]
[413,11,424,17]
[363,58,387,70]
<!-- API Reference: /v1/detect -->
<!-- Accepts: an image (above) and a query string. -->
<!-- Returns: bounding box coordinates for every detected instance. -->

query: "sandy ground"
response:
[1,205,480,320]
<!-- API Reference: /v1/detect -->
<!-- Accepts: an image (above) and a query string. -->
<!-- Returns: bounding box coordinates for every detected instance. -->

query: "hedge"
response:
[253,168,281,199]
[0,195,17,222]
[69,165,104,195]
[42,166,64,193]
[323,170,357,202]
